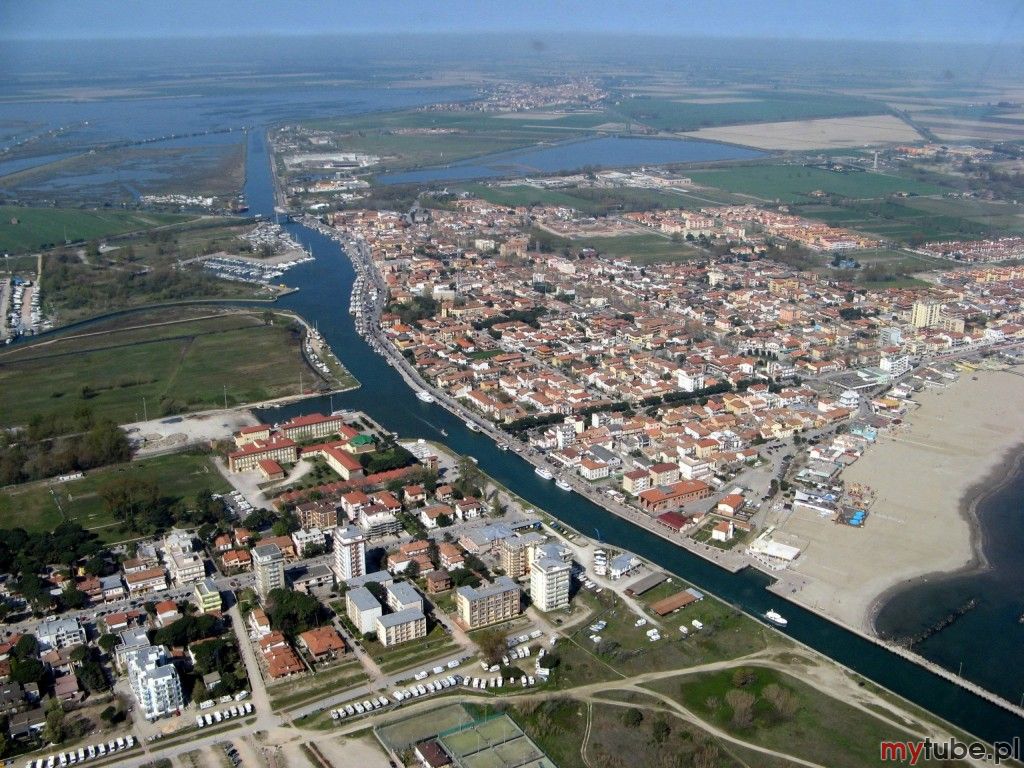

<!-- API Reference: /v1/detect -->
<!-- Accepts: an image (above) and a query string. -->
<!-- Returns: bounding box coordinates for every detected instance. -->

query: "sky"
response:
[2,0,1024,44]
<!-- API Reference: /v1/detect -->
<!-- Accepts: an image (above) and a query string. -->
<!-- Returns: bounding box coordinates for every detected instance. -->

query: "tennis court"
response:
[440,714,556,768]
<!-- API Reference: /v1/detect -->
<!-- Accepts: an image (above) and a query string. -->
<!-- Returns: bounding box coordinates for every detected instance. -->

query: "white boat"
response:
[416,390,435,403]
[465,420,481,432]
[534,467,554,480]
[497,443,509,451]
[765,610,788,627]
[556,479,573,492]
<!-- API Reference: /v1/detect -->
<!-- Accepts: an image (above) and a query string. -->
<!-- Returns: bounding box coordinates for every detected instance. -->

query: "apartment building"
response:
[253,543,286,600]
[194,579,222,614]
[35,618,86,651]
[386,581,422,613]
[333,524,367,581]
[455,576,522,630]
[346,587,382,635]
[125,644,183,720]
[530,557,571,612]
[375,608,427,647]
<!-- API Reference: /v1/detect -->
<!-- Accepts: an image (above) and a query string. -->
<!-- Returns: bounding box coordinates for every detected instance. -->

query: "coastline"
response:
[774,369,1024,635]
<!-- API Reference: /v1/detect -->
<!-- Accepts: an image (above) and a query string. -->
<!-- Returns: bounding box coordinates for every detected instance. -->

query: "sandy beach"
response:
[772,369,1024,633]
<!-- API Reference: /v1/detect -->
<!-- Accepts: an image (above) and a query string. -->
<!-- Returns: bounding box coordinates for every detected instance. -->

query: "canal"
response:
[245,128,1021,743]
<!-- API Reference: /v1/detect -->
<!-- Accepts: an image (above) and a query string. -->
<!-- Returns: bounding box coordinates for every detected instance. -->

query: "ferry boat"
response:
[764,610,788,627]
[415,390,435,403]
[534,467,554,480]
[497,443,509,451]
[465,420,481,432]
[556,479,573,492]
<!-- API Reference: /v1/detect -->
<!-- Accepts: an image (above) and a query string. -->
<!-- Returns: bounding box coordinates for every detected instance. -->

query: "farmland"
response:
[615,91,882,132]
[0,451,228,541]
[686,165,945,203]
[0,308,315,427]
[682,114,921,150]
[455,183,695,217]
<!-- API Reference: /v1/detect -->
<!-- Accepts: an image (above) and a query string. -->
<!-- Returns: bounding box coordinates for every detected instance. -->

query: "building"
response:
[425,570,452,594]
[346,587,383,635]
[375,608,427,647]
[333,525,367,581]
[386,581,422,613]
[253,543,286,600]
[530,557,571,612]
[35,618,86,651]
[291,527,326,557]
[125,645,183,720]
[455,577,521,629]
[711,520,735,542]
[911,299,942,329]
[295,500,339,530]
[278,412,345,441]
[194,579,222,614]
[499,532,546,578]
[228,436,299,473]
[638,480,711,513]
[125,567,168,597]
[358,506,402,537]
[297,626,346,662]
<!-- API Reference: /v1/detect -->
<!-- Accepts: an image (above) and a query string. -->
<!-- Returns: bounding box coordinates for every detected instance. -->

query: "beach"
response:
[772,369,1024,633]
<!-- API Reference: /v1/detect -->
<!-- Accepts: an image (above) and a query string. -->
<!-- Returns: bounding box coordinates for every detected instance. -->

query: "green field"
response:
[0,309,315,427]
[572,233,703,263]
[646,666,940,768]
[616,92,882,132]
[0,452,228,539]
[687,165,944,203]
[0,206,194,254]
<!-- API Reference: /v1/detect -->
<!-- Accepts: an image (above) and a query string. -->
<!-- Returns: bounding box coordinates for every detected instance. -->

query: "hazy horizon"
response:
[3,0,1024,44]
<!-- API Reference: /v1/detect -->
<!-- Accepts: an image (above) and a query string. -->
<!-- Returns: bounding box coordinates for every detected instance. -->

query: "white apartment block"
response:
[35,617,86,651]
[126,645,184,720]
[333,524,366,581]
[253,543,286,600]
[530,557,571,612]
[375,608,427,647]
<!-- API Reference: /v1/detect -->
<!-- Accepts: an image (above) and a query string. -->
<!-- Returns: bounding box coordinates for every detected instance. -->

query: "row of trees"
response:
[0,419,131,487]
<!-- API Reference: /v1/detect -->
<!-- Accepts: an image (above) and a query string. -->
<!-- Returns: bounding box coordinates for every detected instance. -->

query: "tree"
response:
[725,689,755,728]
[98,634,119,654]
[14,635,38,660]
[79,660,108,692]
[61,583,87,611]
[477,629,507,666]
[42,698,64,745]
[621,708,643,727]
[651,717,670,743]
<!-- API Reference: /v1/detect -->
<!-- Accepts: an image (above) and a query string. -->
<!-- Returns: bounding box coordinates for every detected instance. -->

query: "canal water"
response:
[239,130,1023,742]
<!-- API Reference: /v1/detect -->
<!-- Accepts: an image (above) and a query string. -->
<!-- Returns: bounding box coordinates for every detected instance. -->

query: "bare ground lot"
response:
[682,114,922,150]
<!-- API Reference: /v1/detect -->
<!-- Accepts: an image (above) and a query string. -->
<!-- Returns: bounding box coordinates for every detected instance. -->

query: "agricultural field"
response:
[614,91,882,132]
[0,308,313,426]
[0,451,228,540]
[682,114,921,150]
[0,206,194,254]
[686,164,944,203]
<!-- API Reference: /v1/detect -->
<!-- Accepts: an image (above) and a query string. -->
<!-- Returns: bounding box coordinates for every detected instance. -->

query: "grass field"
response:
[0,206,194,254]
[0,452,228,539]
[687,165,944,203]
[0,309,313,427]
[572,233,703,263]
[645,666,939,768]
[267,659,366,711]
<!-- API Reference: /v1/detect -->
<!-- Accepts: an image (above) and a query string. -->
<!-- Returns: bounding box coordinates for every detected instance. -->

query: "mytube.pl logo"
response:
[880,738,1021,765]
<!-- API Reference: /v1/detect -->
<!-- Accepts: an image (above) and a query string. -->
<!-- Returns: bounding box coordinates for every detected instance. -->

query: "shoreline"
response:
[773,369,1024,635]
[867,439,1024,634]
